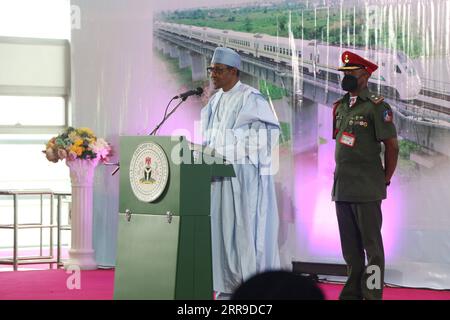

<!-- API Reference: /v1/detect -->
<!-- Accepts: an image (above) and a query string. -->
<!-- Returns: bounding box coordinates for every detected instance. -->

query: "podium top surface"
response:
[119,136,235,216]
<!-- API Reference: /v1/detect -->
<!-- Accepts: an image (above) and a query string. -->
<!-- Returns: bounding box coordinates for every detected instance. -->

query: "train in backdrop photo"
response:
[155,21,422,101]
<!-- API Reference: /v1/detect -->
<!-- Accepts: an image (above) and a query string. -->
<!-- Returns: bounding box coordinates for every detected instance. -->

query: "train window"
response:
[396,65,402,74]
[328,73,340,83]
[310,53,313,60]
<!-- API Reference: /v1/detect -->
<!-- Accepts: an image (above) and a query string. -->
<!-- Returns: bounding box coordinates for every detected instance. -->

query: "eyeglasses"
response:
[206,66,230,75]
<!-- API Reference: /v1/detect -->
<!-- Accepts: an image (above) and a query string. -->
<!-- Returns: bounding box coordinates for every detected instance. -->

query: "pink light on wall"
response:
[294,104,403,262]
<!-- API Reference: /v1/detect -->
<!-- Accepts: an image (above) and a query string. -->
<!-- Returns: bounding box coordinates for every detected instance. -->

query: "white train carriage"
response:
[179,24,192,39]
[314,44,421,100]
[257,33,302,63]
[155,21,421,100]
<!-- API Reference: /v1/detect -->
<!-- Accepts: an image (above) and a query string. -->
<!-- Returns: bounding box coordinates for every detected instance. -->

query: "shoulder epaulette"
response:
[332,99,342,109]
[332,99,341,117]
[368,94,384,105]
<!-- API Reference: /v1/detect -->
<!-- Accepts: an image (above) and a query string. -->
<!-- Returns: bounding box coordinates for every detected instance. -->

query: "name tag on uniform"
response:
[339,132,356,147]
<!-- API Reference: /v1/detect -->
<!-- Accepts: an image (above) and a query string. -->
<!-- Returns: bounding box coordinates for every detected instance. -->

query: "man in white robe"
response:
[201,47,281,296]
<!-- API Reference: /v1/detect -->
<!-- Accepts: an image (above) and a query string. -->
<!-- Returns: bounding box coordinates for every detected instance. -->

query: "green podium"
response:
[113,136,235,300]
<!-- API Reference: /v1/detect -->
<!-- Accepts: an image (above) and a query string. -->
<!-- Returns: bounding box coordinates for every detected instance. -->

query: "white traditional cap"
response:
[211,47,241,70]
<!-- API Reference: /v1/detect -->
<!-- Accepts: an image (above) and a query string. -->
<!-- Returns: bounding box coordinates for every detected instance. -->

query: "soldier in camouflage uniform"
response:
[332,51,399,300]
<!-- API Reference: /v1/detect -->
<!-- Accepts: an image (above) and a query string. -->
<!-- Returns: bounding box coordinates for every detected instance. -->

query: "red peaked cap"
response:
[338,51,378,75]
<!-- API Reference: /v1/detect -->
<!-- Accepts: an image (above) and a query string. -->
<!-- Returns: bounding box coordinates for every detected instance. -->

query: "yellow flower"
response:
[68,131,78,141]
[74,139,83,146]
[70,145,83,156]
[77,127,94,137]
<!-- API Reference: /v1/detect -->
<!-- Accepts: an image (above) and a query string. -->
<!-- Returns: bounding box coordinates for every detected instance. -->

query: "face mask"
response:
[341,74,358,92]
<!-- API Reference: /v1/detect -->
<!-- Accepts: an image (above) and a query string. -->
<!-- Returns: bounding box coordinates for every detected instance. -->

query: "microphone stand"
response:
[104,162,121,176]
[108,96,190,176]
[149,96,187,136]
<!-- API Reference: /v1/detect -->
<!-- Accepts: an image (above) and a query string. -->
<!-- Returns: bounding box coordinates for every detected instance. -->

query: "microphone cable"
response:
[150,97,175,136]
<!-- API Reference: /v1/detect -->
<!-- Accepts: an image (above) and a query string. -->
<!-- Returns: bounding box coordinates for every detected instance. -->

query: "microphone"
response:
[173,87,203,100]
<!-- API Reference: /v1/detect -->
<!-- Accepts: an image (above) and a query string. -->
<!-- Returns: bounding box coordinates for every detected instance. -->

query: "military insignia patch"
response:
[344,54,350,64]
[383,109,393,122]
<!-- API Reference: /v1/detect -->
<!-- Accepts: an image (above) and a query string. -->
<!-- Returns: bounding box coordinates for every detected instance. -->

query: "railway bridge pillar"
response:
[162,41,171,55]
[293,96,319,154]
[169,44,179,59]
[178,48,191,69]
[190,52,207,81]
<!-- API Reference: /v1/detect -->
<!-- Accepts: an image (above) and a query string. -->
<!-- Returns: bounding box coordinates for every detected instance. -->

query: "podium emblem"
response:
[129,142,169,202]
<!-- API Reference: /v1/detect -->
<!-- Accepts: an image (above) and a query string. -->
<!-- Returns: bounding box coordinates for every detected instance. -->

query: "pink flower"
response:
[68,151,77,161]
[89,138,111,162]
[57,148,67,159]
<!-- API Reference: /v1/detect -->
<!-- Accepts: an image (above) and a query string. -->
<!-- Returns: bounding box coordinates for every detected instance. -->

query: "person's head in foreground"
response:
[231,270,325,300]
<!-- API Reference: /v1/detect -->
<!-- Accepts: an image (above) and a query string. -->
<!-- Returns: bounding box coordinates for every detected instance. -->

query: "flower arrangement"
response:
[44,127,111,163]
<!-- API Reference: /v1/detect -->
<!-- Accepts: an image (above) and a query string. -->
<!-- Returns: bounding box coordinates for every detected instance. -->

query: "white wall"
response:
[70,0,155,266]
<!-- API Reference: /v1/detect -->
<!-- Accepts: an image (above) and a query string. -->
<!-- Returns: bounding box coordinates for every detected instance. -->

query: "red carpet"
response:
[318,282,450,300]
[0,269,450,300]
[0,269,113,300]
